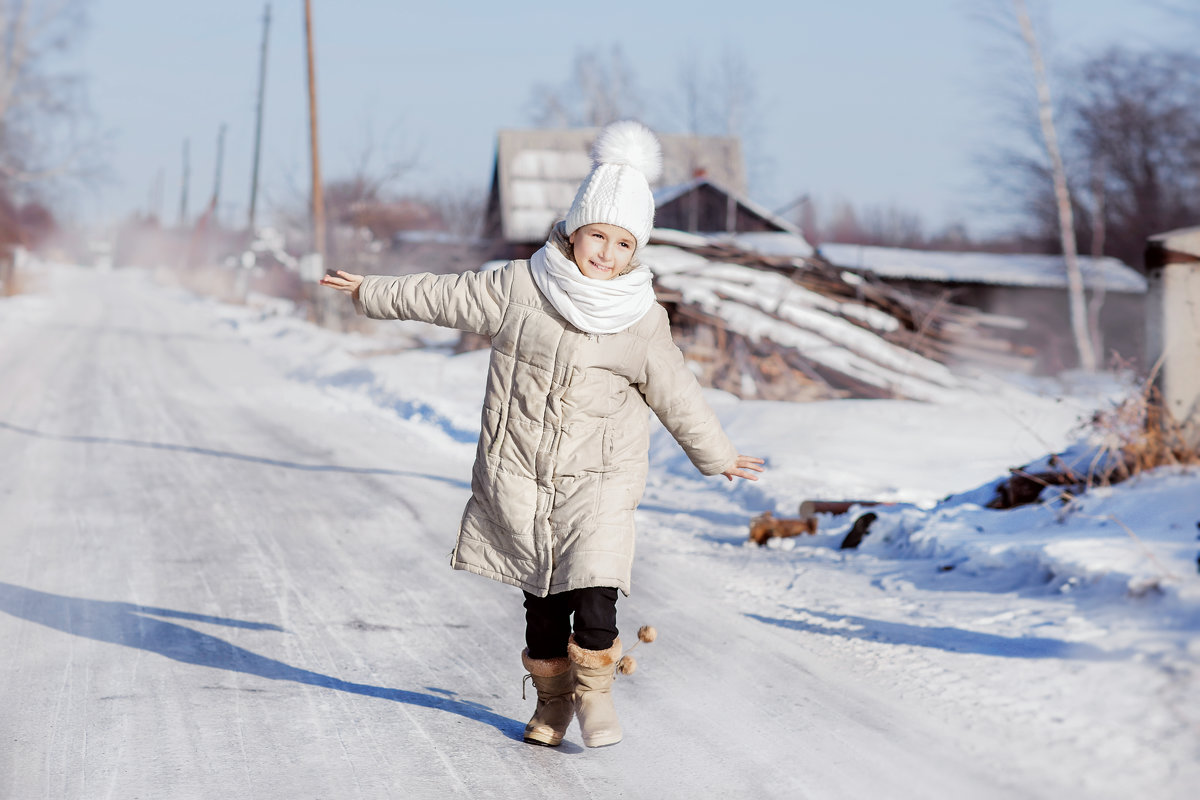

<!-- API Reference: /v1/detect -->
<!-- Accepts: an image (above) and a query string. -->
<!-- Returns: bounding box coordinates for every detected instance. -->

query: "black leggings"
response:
[523,587,618,659]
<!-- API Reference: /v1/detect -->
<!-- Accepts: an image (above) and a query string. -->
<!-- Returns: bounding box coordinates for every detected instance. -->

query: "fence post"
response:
[1145,225,1200,445]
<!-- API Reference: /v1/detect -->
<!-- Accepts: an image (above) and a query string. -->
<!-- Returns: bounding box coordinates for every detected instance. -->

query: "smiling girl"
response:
[321,120,763,748]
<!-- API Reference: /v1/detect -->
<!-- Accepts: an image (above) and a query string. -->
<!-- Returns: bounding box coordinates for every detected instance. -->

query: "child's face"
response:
[568,223,635,281]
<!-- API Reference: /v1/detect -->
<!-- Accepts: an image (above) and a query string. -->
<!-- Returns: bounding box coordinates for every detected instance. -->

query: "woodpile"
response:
[747,503,882,549]
[748,512,817,545]
[649,235,1035,400]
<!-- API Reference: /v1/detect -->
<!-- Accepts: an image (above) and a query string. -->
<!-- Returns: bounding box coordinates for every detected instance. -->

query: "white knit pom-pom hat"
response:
[564,120,663,251]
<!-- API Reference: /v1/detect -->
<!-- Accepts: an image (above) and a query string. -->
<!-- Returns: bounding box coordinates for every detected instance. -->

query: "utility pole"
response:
[211,122,227,226]
[248,3,271,233]
[178,138,191,227]
[304,0,325,263]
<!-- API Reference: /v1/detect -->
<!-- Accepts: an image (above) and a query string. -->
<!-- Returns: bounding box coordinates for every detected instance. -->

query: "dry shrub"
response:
[1087,380,1200,487]
[990,374,1199,510]
[0,262,41,297]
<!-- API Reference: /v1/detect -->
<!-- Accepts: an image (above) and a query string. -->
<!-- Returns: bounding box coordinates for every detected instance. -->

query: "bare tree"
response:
[974,0,1099,367]
[1001,0,1096,371]
[1068,47,1200,267]
[675,47,758,139]
[528,46,642,128]
[324,120,420,229]
[861,204,927,249]
[265,119,420,261]
[0,0,101,189]
[801,196,929,249]
[826,200,862,245]
[672,46,768,188]
[423,184,485,239]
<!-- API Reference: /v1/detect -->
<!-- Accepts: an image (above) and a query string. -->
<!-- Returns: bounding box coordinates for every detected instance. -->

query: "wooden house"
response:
[483,128,747,259]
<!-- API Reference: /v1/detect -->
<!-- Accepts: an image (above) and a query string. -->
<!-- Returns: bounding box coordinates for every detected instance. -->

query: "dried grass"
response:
[988,371,1198,511]
[0,264,39,296]
[1086,376,1200,488]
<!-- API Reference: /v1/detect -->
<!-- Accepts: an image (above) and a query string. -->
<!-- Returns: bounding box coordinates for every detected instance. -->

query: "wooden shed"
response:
[653,175,803,236]
[819,243,1148,374]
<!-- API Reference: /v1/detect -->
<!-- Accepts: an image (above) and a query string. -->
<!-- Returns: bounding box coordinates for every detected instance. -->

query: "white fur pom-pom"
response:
[591,121,663,182]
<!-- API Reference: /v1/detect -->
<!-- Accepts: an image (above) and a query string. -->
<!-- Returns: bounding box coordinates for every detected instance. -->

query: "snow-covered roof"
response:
[486,129,746,243]
[720,231,815,259]
[819,243,1146,293]
[391,231,486,246]
[1148,224,1200,259]
[649,228,815,259]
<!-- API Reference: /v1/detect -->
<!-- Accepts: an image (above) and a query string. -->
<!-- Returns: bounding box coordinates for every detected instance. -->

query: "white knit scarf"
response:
[529,242,656,335]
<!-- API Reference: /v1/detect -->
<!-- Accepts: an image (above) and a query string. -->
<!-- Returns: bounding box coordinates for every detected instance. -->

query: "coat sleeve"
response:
[354,264,512,337]
[636,310,739,476]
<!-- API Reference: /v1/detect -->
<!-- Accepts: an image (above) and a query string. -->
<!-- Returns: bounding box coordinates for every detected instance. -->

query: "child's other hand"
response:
[319,270,363,298]
[722,455,765,482]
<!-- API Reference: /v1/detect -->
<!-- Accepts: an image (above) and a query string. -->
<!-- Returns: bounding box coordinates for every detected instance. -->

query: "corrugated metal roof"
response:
[819,243,1146,293]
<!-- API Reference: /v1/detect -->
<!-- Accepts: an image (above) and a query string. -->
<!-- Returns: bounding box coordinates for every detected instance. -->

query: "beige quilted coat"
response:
[355,260,738,596]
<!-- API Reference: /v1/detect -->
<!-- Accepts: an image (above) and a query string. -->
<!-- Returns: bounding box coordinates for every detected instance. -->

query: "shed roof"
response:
[652,176,806,238]
[486,128,745,243]
[819,243,1146,293]
[1148,224,1200,259]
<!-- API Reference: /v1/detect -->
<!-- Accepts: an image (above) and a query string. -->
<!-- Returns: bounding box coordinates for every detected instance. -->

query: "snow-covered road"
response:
[1,266,1194,799]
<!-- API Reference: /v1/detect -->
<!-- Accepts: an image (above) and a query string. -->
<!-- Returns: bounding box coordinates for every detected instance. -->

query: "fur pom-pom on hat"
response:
[591,120,663,183]
[564,120,663,251]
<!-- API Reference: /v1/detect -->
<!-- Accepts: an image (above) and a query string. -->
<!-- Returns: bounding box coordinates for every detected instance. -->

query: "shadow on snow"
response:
[747,607,1131,660]
[0,581,522,740]
[0,420,468,489]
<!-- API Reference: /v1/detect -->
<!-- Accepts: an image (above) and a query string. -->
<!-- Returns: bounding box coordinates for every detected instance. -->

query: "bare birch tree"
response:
[1011,0,1096,371]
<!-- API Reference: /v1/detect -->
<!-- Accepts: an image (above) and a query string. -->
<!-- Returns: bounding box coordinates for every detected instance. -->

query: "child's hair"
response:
[549,220,641,276]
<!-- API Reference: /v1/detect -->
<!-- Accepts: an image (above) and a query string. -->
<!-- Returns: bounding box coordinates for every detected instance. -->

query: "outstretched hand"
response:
[722,454,765,482]
[319,270,364,299]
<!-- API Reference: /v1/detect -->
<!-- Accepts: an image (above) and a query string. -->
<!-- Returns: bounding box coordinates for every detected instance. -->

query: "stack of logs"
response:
[653,238,1034,401]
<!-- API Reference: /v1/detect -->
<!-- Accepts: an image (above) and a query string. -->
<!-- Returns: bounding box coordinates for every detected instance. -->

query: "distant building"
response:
[653,175,802,237]
[484,128,747,259]
[819,243,1148,373]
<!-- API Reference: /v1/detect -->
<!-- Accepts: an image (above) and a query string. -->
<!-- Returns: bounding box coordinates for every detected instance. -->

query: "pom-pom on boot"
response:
[521,650,574,747]
[568,635,623,748]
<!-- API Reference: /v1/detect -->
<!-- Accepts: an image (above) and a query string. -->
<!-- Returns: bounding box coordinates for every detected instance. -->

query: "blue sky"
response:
[72,0,1188,237]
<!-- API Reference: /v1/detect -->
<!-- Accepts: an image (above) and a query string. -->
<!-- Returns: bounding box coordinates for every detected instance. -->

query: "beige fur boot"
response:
[568,635,623,748]
[521,650,574,746]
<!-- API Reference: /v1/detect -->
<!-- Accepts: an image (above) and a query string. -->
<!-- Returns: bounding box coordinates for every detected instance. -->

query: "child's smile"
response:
[569,223,635,281]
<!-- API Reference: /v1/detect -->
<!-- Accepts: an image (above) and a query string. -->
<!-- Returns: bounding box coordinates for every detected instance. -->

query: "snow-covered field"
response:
[1,262,1197,799]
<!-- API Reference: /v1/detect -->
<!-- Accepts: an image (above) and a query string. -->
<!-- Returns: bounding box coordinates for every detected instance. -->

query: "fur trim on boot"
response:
[521,650,574,747]
[568,636,623,748]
